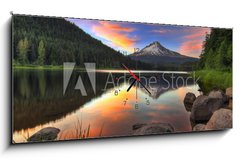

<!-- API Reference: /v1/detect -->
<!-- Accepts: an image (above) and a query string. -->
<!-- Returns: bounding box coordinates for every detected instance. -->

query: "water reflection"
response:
[13,70,200,142]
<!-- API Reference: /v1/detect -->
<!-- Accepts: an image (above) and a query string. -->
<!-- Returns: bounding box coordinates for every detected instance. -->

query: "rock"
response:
[27,127,60,142]
[225,88,233,110]
[193,124,205,131]
[205,109,232,130]
[227,99,232,110]
[208,90,228,103]
[133,123,174,135]
[132,123,147,130]
[190,95,224,122]
[184,92,196,111]
[226,87,232,99]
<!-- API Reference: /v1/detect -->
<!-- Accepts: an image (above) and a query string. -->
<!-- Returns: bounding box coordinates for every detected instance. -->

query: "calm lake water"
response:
[13,69,200,143]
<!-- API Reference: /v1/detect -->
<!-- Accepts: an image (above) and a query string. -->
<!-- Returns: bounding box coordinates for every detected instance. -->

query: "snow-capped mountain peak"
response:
[132,41,181,57]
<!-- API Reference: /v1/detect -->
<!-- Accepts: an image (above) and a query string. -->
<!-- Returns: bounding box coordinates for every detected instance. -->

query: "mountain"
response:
[129,41,199,65]
[132,41,181,57]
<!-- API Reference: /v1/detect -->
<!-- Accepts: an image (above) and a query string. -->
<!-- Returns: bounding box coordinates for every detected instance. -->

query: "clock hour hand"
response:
[127,79,136,92]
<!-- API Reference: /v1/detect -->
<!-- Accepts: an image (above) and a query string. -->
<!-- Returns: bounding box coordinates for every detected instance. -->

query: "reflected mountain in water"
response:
[137,73,197,99]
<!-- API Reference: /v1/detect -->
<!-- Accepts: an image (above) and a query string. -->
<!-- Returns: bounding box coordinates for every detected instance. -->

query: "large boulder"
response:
[28,127,60,142]
[225,88,233,110]
[208,90,228,103]
[190,95,224,122]
[133,123,174,135]
[227,99,233,110]
[184,92,196,111]
[226,87,232,99]
[193,124,206,131]
[205,109,232,130]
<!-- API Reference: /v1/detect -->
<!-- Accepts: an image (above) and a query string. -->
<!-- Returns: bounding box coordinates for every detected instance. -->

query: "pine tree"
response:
[17,37,29,64]
[200,28,232,71]
[37,40,45,65]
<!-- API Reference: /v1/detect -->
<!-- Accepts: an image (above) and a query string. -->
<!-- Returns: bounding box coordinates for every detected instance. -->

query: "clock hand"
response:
[122,63,151,95]
[138,80,152,95]
[122,64,139,81]
[127,79,136,92]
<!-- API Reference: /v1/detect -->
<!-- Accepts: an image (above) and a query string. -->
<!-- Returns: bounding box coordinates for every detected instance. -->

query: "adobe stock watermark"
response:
[63,62,96,96]
[63,62,200,96]
[102,72,200,92]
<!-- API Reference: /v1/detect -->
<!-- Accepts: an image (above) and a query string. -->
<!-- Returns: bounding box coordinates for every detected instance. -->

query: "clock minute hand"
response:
[122,64,151,95]
[138,80,152,95]
[122,64,140,82]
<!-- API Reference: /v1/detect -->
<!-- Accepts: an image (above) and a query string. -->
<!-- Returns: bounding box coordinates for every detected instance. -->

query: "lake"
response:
[13,69,200,142]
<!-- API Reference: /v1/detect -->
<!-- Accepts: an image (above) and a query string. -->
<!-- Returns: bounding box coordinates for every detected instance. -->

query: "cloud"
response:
[183,28,210,39]
[151,27,210,58]
[179,40,204,57]
[91,21,138,52]
[99,21,134,32]
[178,27,211,58]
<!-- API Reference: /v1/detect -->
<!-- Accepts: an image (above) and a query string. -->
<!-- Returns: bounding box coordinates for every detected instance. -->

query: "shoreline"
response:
[12,65,190,74]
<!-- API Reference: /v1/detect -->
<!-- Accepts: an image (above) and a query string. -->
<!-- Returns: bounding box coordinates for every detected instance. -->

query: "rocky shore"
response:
[132,87,232,135]
[184,87,232,131]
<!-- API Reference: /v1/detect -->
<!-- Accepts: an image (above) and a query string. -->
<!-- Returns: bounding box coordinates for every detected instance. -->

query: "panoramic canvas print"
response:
[12,14,232,143]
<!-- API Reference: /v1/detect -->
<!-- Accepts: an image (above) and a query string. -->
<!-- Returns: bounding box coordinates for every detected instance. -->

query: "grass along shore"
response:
[13,65,64,70]
[192,70,232,94]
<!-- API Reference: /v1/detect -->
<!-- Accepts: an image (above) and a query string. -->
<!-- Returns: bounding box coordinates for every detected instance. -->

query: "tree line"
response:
[198,28,232,71]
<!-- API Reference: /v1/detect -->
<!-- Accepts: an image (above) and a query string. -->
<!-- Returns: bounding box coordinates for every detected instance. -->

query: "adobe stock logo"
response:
[63,62,96,96]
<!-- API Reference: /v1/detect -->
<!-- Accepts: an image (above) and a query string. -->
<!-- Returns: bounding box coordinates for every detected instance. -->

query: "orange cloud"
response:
[183,28,210,39]
[179,28,210,58]
[99,21,134,32]
[179,40,203,57]
[92,21,137,52]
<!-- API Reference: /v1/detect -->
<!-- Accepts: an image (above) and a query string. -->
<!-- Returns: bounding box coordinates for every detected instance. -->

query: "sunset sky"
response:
[67,18,211,58]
